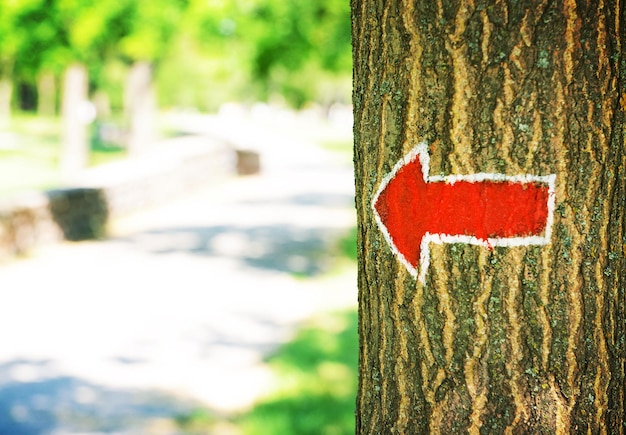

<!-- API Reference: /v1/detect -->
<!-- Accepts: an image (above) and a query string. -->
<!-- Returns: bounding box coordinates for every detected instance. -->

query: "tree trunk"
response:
[124,61,157,155]
[352,1,625,434]
[0,77,11,128]
[0,60,13,127]
[37,71,57,117]
[60,63,90,179]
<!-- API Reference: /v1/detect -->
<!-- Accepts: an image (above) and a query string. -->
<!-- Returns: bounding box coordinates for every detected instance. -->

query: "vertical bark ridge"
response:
[445,0,476,173]
[562,0,579,85]
[352,0,379,430]
[414,279,438,408]
[400,0,423,148]
[438,267,456,369]
[465,252,491,434]
[527,98,543,175]
[480,10,493,67]
[427,252,455,433]
[377,3,401,430]
[391,274,411,432]
[605,3,626,418]
[547,2,582,428]
[538,246,554,373]
[503,250,528,430]
[588,4,614,424]
[494,64,516,170]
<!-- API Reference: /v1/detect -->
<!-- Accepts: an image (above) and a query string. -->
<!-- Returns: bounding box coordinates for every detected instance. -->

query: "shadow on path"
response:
[115,224,348,277]
[237,192,355,208]
[0,360,197,434]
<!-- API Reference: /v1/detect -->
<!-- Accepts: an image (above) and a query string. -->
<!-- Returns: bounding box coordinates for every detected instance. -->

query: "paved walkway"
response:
[0,109,357,434]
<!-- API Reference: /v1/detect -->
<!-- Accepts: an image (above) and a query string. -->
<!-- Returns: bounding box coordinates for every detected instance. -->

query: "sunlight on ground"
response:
[0,107,358,434]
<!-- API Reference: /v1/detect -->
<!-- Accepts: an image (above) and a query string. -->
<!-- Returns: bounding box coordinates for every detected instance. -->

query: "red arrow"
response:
[372,143,556,283]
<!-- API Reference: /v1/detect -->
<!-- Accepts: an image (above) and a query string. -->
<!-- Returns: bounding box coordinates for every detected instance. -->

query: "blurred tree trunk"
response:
[352,1,625,434]
[0,61,13,127]
[93,90,111,120]
[125,61,156,155]
[60,63,89,178]
[37,71,57,117]
[0,78,11,127]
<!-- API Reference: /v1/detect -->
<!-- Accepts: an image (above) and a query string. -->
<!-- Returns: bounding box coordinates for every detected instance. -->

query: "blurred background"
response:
[0,0,357,433]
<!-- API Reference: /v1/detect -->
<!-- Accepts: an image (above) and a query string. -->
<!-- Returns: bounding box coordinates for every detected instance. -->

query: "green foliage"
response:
[89,135,127,167]
[337,227,358,263]
[6,0,181,75]
[119,0,188,61]
[3,0,352,112]
[0,0,42,77]
[162,0,352,109]
[175,409,216,432]
[240,0,352,106]
[57,0,120,54]
[238,309,358,435]
[12,0,68,77]
[247,0,351,77]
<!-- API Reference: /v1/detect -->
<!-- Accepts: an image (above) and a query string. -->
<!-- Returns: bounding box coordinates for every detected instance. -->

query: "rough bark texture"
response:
[352,1,625,433]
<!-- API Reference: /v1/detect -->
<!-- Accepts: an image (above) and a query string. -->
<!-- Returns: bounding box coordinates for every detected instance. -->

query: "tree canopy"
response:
[3,0,352,111]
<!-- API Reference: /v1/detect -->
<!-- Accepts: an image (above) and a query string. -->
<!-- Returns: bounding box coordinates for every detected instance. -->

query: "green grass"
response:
[89,141,127,167]
[176,227,359,434]
[176,309,358,435]
[237,309,358,435]
[175,409,217,432]
[320,139,353,160]
[286,227,358,280]
[337,227,357,262]
[0,114,127,198]
[0,115,62,197]
[245,231,358,434]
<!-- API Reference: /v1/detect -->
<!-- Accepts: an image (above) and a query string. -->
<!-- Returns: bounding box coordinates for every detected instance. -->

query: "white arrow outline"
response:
[371,142,556,284]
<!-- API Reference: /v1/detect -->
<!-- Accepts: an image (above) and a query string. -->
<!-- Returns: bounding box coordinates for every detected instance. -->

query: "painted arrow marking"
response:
[372,142,556,283]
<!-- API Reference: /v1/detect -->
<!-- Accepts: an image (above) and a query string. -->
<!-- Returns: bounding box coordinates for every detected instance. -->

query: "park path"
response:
[0,107,357,434]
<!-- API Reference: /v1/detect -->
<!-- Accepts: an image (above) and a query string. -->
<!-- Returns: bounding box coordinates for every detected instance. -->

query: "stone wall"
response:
[0,135,237,261]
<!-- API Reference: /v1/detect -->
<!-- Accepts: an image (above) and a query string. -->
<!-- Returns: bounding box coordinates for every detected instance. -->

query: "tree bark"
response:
[352,1,625,434]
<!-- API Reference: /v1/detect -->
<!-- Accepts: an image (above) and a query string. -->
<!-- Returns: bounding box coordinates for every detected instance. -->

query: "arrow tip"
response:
[372,143,431,281]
